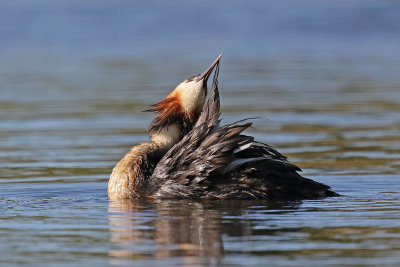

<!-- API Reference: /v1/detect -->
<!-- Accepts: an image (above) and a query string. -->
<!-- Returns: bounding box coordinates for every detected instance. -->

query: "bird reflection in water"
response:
[108,200,223,266]
[107,200,302,265]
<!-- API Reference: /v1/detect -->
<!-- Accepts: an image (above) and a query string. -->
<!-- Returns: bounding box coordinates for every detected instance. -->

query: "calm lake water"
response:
[1,1,400,266]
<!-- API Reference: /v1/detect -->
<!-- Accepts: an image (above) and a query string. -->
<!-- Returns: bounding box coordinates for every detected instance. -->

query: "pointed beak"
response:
[198,53,223,82]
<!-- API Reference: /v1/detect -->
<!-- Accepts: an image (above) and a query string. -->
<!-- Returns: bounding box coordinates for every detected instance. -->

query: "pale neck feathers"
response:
[150,123,181,148]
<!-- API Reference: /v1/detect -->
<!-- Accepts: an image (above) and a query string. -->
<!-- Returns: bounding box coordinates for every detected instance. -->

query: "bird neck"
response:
[150,123,182,149]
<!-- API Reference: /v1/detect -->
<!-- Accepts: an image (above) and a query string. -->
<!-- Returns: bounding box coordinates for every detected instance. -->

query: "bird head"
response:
[148,53,222,147]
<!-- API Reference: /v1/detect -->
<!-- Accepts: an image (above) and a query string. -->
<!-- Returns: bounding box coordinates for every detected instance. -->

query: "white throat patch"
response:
[176,80,206,113]
[151,123,181,148]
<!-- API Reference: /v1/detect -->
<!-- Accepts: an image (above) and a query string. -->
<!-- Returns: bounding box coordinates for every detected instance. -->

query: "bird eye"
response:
[186,75,199,82]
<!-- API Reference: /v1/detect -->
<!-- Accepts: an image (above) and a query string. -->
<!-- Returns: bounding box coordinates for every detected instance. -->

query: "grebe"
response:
[108,54,338,200]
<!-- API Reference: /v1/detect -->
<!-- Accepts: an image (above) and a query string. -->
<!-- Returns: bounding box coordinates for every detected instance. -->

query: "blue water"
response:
[1,1,400,266]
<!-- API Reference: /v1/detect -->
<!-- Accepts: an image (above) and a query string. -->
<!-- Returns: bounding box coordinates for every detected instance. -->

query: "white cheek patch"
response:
[177,81,205,113]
